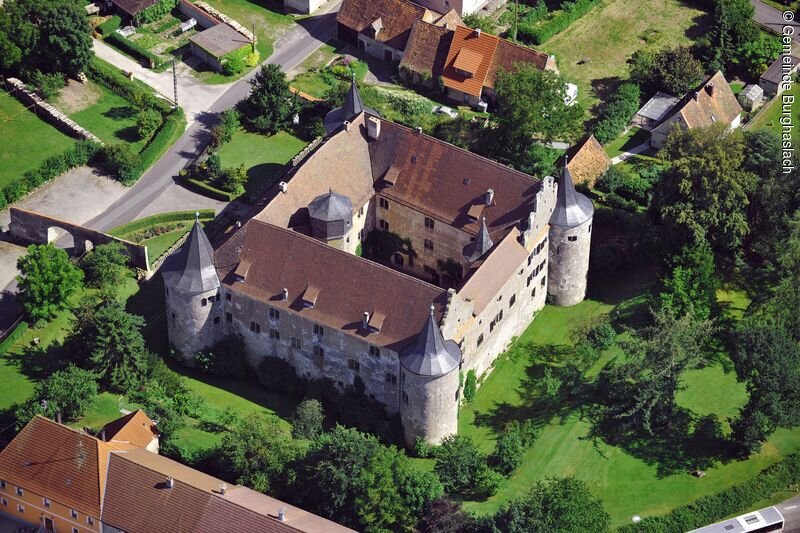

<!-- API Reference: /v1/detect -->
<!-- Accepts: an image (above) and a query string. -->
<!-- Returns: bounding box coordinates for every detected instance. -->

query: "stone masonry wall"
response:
[547,217,592,307]
[165,286,223,361]
[400,366,459,446]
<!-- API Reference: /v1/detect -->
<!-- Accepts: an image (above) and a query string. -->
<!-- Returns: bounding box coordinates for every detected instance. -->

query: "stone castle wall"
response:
[547,218,592,306]
[400,366,459,447]
[165,287,223,361]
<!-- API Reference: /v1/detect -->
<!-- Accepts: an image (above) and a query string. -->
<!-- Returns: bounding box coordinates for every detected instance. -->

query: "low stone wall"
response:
[5,78,104,145]
[194,1,256,42]
[177,0,222,30]
[291,136,323,166]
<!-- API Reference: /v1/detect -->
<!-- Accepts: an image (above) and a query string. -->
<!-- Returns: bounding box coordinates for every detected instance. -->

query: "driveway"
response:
[751,0,800,42]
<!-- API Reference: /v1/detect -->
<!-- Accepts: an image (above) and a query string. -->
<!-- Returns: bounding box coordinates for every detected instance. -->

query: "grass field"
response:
[217,129,307,194]
[604,127,650,157]
[0,92,76,190]
[540,0,709,115]
[748,84,800,143]
[290,43,369,99]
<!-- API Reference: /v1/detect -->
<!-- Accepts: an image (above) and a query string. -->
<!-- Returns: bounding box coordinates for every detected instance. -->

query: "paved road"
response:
[778,493,800,532]
[87,4,340,233]
[751,0,800,42]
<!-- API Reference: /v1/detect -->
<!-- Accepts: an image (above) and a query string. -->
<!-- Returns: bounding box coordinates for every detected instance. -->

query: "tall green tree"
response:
[657,237,719,321]
[708,0,759,71]
[291,398,324,440]
[492,65,583,163]
[435,434,502,500]
[16,244,84,322]
[630,46,704,96]
[15,365,98,429]
[237,64,300,134]
[82,242,129,294]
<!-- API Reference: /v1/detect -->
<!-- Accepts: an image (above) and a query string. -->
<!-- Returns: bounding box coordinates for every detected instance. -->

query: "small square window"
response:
[0,480,5,489]
[369,345,381,357]
[379,198,389,209]
[424,239,433,250]
[0,498,6,506]
[509,294,516,308]
[359,206,364,216]
[424,217,434,229]
[402,391,409,404]
[73,528,79,533]
[16,504,23,513]
[201,298,208,307]
[314,324,324,336]
[226,292,232,301]
[226,312,232,322]
[269,329,280,340]
[531,287,537,298]
[379,219,389,231]
[71,509,78,519]
[348,359,360,372]
[291,337,301,349]
[568,235,577,242]
[541,277,546,287]
[43,498,50,508]
[313,346,325,357]
[250,321,261,333]
[269,308,280,320]
[213,316,220,324]
[87,517,94,526]
[15,487,22,497]
[385,373,397,384]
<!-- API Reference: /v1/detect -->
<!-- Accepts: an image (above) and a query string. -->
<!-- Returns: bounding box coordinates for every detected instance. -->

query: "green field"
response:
[216,129,307,194]
[0,92,76,190]
[748,84,800,144]
[541,0,709,114]
[604,127,650,157]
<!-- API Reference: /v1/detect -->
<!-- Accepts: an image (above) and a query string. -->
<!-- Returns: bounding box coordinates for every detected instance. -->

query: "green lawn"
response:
[290,43,369,99]
[604,127,650,158]
[216,129,307,194]
[0,92,76,190]
[730,81,746,97]
[540,0,709,114]
[749,83,800,144]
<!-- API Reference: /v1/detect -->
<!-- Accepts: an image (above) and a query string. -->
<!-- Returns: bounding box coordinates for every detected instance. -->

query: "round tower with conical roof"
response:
[162,214,221,364]
[400,305,462,447]
[548,158,594,306]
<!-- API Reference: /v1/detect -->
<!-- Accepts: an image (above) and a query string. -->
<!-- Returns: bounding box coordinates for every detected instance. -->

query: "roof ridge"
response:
[248,219,447,294]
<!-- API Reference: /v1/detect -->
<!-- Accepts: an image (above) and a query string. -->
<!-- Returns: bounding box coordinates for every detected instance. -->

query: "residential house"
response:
[650,71,742,149]
[559,135,611,188]
[412,0,500,17]
[107,0,161,23]
[759,55,800,97]
[101,409,160,453]
[398,20,454,86]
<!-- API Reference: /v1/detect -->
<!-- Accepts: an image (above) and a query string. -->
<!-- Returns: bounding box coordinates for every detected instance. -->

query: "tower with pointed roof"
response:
[323,76,381,133]
[162,215,222,363]
[399,305,462,446]
[548,157,594,306]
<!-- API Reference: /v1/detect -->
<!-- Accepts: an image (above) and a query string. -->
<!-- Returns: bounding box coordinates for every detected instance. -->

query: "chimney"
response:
[476,28,481,37]
[101,429,106,441]
[220,483,227,495]
[282,288,288,301]
[166,477,174,489]
[344,120,351,133]
[362,311,370,329]
[367,116,381,140]
[485,188,495,206]
[414,126,422,135]
[278,508,287,522]
[279,181,288,194]
[56,411,62,424]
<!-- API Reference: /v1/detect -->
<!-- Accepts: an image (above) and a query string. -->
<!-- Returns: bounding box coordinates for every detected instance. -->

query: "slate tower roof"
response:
[308,190,353,222]
[400,305,461,376]
[463,216,494,262]
[324,77,381,133]
[550,157,594,228]
[162,215,220,293]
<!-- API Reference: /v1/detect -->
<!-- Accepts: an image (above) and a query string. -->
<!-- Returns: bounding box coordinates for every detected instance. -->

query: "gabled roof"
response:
[486,37,550,88]
[463,216,494,262]
[636,92,680,122]
[399,20,454,80]
[654,71,742,132]
[215,220,449,352]
[400,305,461,376]
[162,217,220,294]
[550,160,594,228]
[336,0,434,51]
[434,9,463,30]
[561,134,611,187]
[109,0,159,17]
[101,410,158,449]
[0,416,107,517]
[760,55,800,84]
[189,24,250,58]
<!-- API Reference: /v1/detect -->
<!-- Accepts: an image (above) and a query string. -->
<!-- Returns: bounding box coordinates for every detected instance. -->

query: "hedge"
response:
[105,32,165,69]
[1,141,100,207]
[134,0,178,24]
[618,453,800,532]
[183,177,238,202]
[518,0,600,45]
[96,15,121,35]
[0,321,29,357]
[129,108,185,180]
[109,209,215,237]
[86,58,171,114]
[593,83,641,144]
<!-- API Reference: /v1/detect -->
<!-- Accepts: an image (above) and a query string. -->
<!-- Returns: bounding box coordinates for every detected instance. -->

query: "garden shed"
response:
[189,23,250,72]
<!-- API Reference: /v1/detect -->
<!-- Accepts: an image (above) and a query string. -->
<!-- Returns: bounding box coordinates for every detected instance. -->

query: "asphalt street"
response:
[778,493,800,532]
[751,0,800,43]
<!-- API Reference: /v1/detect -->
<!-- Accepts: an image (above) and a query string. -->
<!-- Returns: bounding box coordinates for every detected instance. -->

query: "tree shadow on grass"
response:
[114,125,142,144]
[103,106,136,120]
[245,162,289,194]
[5,341,68,381]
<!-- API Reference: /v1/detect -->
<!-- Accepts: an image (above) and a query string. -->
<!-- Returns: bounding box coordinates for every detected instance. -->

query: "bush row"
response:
[183,177,238,201]
[96,15,121,35]
[0,322,29,357]
[619,452,800,532]
[86,58,171,114]
[133,108,185,178]
[593,83,641,144]
[0,141,100,209]
[109,209,215,237]
[105,32,165,70]
[518,0,600,45]
[134,0,178,24]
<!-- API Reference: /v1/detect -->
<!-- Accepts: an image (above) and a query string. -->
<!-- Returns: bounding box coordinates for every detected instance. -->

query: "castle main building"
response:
[163,84,593,445]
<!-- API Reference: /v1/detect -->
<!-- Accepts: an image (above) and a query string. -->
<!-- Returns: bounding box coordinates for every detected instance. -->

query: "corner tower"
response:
[400,305,462,447]
[548,158,594,306]
[162,214,221,363]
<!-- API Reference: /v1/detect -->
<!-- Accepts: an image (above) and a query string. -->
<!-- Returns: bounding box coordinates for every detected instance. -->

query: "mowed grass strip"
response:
[0,92,75,189]
[540,0,709,114]
[748,83,800,144]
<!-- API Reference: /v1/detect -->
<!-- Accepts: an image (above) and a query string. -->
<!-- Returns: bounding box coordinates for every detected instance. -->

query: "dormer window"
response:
[302,284,320,308]
[452,48,482,79]
[234,260,251,282]
[467,203,484,222]
[368,312,385,333]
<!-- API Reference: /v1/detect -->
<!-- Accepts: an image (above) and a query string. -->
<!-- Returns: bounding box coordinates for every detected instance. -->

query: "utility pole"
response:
[513,1,518,43]
[172,59,178,108]
[252,22,256,54]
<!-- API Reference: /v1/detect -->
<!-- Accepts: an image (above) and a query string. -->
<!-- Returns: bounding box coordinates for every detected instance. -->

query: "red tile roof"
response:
[101,410,158,449]
[442,26,498,97]
[486,37,550,88]
[656,71,742,131]
[336,0,433,51]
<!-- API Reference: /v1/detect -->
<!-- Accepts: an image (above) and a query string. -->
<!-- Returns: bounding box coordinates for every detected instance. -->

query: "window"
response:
[359,206,364,216]
[226,292,232,301]
[743,515,760,525]
[509,294,516,308]
[172,312,176,319]
[379,198,389,209]
[291,337,301,349]
[531,287,537,298]
[424,239,434,250]
[402,391,409,404]
[477,334,484,347]
[16,504,23,513]
[528,254,533,266]
[87,517,94,526]
[0,498,6,506]
[72,528,79,533]
[43,498,50,508]
[424,217,434,229]
[369,345,381,357]
[541,277,546,287]
[588,224,592,233]
[269,329,280,340]
[313,346,325,357]
[379,219,389,231]
[348,359,360,372]
[250,321,261,333]
[269,307,280,320]
[71,509,78,519]
[226,312,232,322]
[15,487,22,497]
[201,298,208,307]
[213,316,220,324]
[313,324,324,336]
[0,480,5,489]
[526,274,532,287]
[463,93,470,103]
[385,373,397,384]
[568,235,577,242]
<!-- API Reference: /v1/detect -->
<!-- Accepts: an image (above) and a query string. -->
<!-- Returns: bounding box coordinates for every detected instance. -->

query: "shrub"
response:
[100,144,141,185]
[96,15,121,35]
[257,356,303,396]
[183,178,238,201]
[292,398,325,440]
[105,32,164,69]
[435,435,499,500]
[587,321,616,350]
[86,58,171,113]
[134,0,178,24]
[604,192,638,211]
[108,209,214,236]
[490,422,525,475]
[222,54,245,76]
[0,322,29,356]
[517,0,600,45]
[28,71,66,100]
[463,13,498,34]
[196,335,248,378]
[218,164,247,194]
[136,108,162,140]
[124,108,185,182]
[210,109,239,147]
[593,83,641,144]
[463,369,477,402]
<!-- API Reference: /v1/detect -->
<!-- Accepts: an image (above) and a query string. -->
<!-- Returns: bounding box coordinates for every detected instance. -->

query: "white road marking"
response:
[784,505,798,510]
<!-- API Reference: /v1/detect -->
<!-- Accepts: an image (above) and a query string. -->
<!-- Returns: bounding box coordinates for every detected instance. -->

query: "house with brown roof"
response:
[398,20,454,86]
[559,135,611,188]
[759,54,800,96]
[650,71,743,149]
[164,106,595,447]
[336,0,460,63]
[412,0,494,17]
[189,23,252,72]
[101,409,160,453]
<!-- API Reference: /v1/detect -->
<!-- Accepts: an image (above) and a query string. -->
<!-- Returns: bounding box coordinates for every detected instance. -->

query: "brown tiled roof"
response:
[215,220,449,352]
[434,9,463,30]
[561,135,611,187]
[109,0,159,16]
[442,26,498,97]
[336,0,433,51]
[368,117,542,235]
[102,410,158,449]
[656,71,742,132]
[453,48,484,74]
[0,416,106,517]
[189,24,251,58]
[399,20,453,80]
[486,37,550,88]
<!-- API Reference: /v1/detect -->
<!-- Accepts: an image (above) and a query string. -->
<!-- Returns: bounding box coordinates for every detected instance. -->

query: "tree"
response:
[417,498,476,533]
[630,46,704,96]
[292,398,324,440]
[494,477,611,532]
[463,369,477,402]
[220,164,248,194]
[492,65,583,163]
[80,302,150,393]
[237,64,300,134]
[707,0,759,71]
[598,310,715,435]
[82,242,128,294]
[135,108,162,140]
[434,434,500,500]
[657,238,719,321]
[490,422,525,475]
[462,13,497,34]
[16,244,84,322]
[651,126,757,256]
[15,365,98,428]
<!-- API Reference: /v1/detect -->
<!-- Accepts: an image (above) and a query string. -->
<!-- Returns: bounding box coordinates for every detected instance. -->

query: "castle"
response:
[163,82,593,446]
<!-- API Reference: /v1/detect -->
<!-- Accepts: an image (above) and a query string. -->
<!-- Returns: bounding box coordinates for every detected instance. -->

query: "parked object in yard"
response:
[564,83,578,106]
[117,25,136,37]
[179,18,197,33]
[432,105,458,118]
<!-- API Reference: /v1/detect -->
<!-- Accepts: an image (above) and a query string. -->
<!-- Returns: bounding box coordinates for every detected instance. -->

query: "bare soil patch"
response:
[55,79,102,114]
